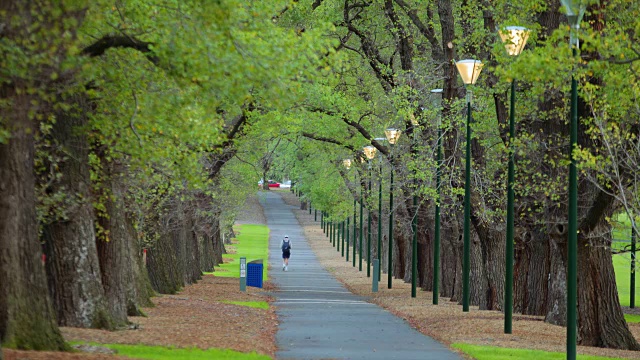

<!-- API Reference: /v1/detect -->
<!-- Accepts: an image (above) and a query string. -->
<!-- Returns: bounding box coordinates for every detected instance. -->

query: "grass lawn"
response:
[612,212,640,309]
[87,343,270,360]
[613,253,639,308]
[624,314,640,323]
[221,300,269,309]
[452,344,626,360]
[210,224,269,281]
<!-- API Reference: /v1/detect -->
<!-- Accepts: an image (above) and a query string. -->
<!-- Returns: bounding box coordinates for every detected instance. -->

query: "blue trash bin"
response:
[247,260,263,288]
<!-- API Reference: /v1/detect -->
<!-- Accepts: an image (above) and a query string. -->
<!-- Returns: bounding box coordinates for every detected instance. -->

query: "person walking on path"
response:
[281,235,291,271]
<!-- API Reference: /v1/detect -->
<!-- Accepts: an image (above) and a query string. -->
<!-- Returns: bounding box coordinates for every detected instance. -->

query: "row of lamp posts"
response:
[339,130,402,284]
[327,3,584,357]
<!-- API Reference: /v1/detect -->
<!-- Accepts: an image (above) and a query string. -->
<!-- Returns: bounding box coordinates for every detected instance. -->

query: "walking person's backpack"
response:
[282,238,291,251]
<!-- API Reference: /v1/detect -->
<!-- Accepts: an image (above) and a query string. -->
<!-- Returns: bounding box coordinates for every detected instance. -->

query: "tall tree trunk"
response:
[211,216,225,266]
[576,197,639,349]
[172,205,188,286]
[147,221,182,294]
[514,228,549,315]
[124,217,154,314]
[0,88,66,350]
[183,212,201,285]
[417,203,434,292]
[473,218,506,311]
[199,233,216,272]
[447,214,464,302]
[95,161,134,326]
[394,206,410,283]
[470,230,485,307]
[41,94,112,329]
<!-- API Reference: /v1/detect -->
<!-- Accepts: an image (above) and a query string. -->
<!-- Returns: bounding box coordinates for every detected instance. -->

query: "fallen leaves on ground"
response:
[6,276,277,360]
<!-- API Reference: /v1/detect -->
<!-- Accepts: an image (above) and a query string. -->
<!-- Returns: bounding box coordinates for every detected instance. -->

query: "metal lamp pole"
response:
[359,187,364,272]
[368,167,373,277]
[337,219,341,252]
[561,2,585,357]
[364,146,377,277]
[632,226,637,309]
[353,198,357,267]
[410,121,420,298]
[430,89,444,304]
[411,193,418,297]
[455,59,484,312]
[385,129,402,289]
[346,217,350,261]
[373,138,387,282]
[499,26,530,334]
[378,160,383,281]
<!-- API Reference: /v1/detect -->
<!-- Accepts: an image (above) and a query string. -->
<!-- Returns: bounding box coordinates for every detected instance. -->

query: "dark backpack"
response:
[282,240,291,251]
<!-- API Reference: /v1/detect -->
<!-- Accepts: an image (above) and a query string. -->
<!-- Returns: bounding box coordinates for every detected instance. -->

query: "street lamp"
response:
[499,25,530,334]
[374,137,387,282]
[342,159,355,262]
[456,59,483,312]
[410,121,420,298]
[561,1,585,358]
[364,146,377,277]
[385,128,402,289]
[431,88,443,305]
[364,145,377,277]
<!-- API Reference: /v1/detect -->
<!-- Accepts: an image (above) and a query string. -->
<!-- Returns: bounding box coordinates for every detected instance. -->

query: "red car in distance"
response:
[258,179,281,188]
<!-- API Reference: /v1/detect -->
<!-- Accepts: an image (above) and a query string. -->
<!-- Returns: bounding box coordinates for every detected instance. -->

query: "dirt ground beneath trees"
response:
[6,189,640,359]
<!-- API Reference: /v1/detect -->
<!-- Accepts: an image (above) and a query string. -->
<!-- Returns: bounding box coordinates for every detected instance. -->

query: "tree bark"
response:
[473,216,506,311]
[199,233,216,272]
[147,222,182,294]
[124,216,154,314]
[417,203,433,291]
[95,161,135,326]
[578,244,639,348]
[0,88,66,350]
[211,216,225,266]
[41,94,112,329]
[514,228,549,315]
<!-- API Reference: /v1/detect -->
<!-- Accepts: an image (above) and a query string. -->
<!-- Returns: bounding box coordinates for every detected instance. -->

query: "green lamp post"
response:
[430,88,444,304]
[455,58,484,312]
[409,114,421,298]
[561,0,585,358]
[353,161,357,268]
[499,25,530,334]
[374,138,387,282]
[343,159,353,262]
[353,198,357,267]
[364,145,377,277]
[364,146,378,276]
[385,128,402,289]
[632,226,636,309]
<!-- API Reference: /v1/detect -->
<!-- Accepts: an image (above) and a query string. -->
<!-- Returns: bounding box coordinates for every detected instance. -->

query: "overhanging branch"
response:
[81,35,159,65]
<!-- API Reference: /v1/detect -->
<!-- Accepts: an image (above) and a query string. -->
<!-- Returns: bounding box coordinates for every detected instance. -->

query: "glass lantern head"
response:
[455,59,484,85]
[363,146,377,160]
[384,128,402,145]
[499,26,531,56]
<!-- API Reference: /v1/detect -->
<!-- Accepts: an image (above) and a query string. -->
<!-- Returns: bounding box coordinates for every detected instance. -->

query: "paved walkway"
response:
[262,191,460,360]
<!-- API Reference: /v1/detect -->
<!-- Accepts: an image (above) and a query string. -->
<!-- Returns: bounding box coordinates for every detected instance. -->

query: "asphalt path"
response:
[262,191,461,360]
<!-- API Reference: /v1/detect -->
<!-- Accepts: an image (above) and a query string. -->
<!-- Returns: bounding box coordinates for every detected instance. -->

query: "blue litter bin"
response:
[247,260,263,288]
